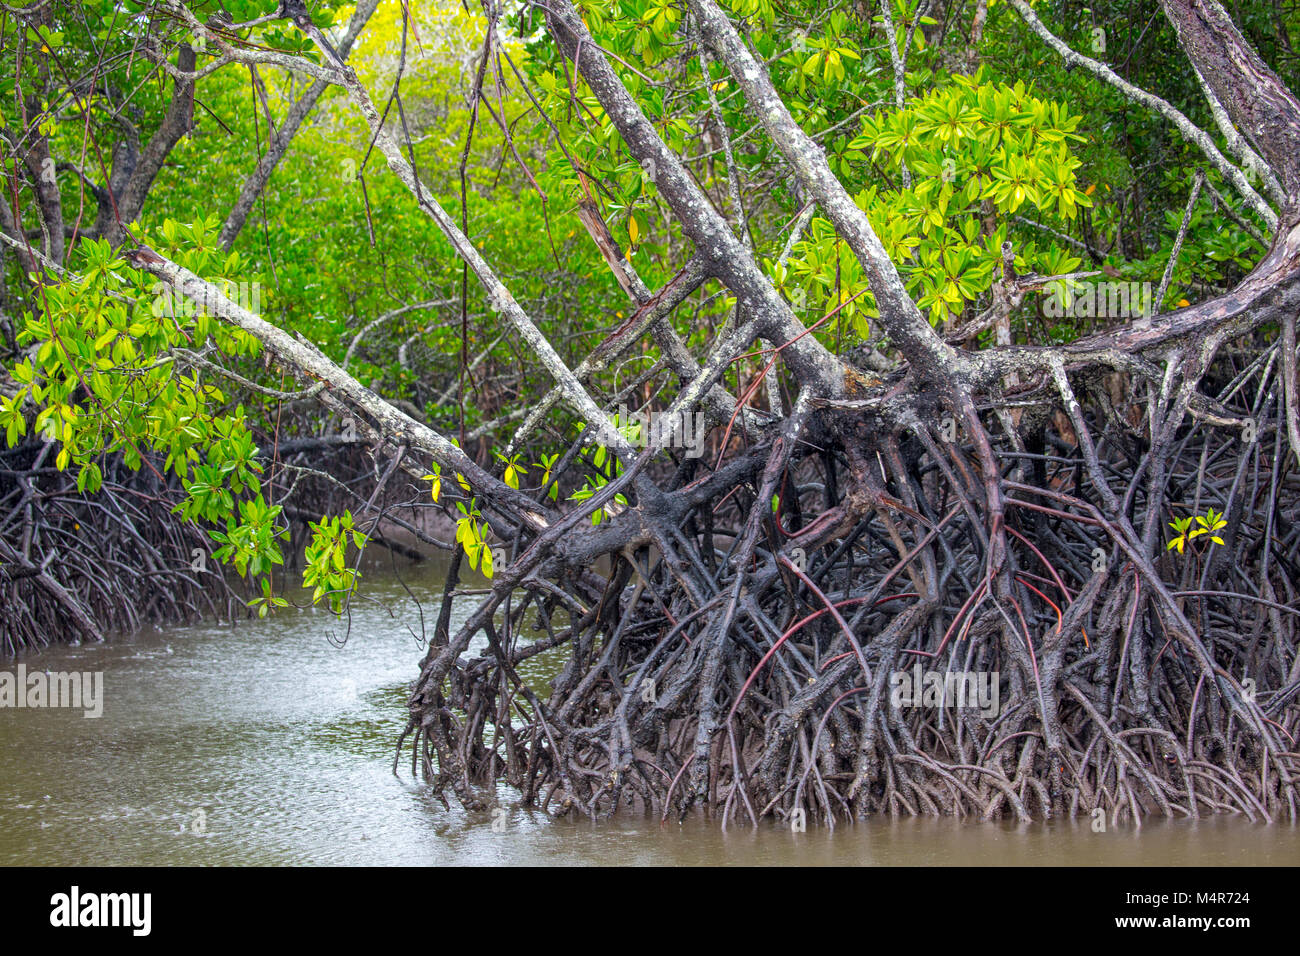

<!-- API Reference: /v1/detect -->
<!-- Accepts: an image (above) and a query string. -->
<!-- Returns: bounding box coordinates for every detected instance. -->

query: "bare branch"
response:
[1008,0,1278,229]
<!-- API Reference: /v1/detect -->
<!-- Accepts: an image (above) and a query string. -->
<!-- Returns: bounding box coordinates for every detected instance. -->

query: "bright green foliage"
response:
[1130,196,1264,312]
[1168,508,1227,555]
[566,414,638,525]
[784,11,863,91]
[249,577,291,619]
[207,490,288,579]
[302,511,367,612]
[780,74,1091,332]
[3,0,1287,626]
[454,500,494,577]
[420,466,444,504]
[535,453,561,502]
[2,221,292,591]
[496,452,529,490]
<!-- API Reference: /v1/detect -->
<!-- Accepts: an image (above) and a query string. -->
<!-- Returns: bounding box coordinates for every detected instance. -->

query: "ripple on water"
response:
[2,561,1299,865]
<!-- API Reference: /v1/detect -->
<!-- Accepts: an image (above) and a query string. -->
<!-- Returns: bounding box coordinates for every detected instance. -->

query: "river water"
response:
[1,560,1297,866]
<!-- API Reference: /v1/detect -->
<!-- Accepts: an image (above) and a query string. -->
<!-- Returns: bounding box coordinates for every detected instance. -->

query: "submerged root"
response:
[399,338,1300,824]
[0,440,241,652]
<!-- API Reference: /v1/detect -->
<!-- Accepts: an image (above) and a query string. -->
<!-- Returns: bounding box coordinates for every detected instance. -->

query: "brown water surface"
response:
[2,562,1296,865]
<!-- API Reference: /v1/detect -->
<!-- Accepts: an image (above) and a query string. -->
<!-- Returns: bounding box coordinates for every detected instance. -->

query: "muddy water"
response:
[1,560,1297,866]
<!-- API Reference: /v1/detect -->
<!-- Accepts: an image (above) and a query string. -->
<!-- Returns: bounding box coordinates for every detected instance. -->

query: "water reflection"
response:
[1,560,1296,865]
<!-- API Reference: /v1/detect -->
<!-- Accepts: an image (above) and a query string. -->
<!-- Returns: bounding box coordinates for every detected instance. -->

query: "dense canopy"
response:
[2,0,1299,823]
